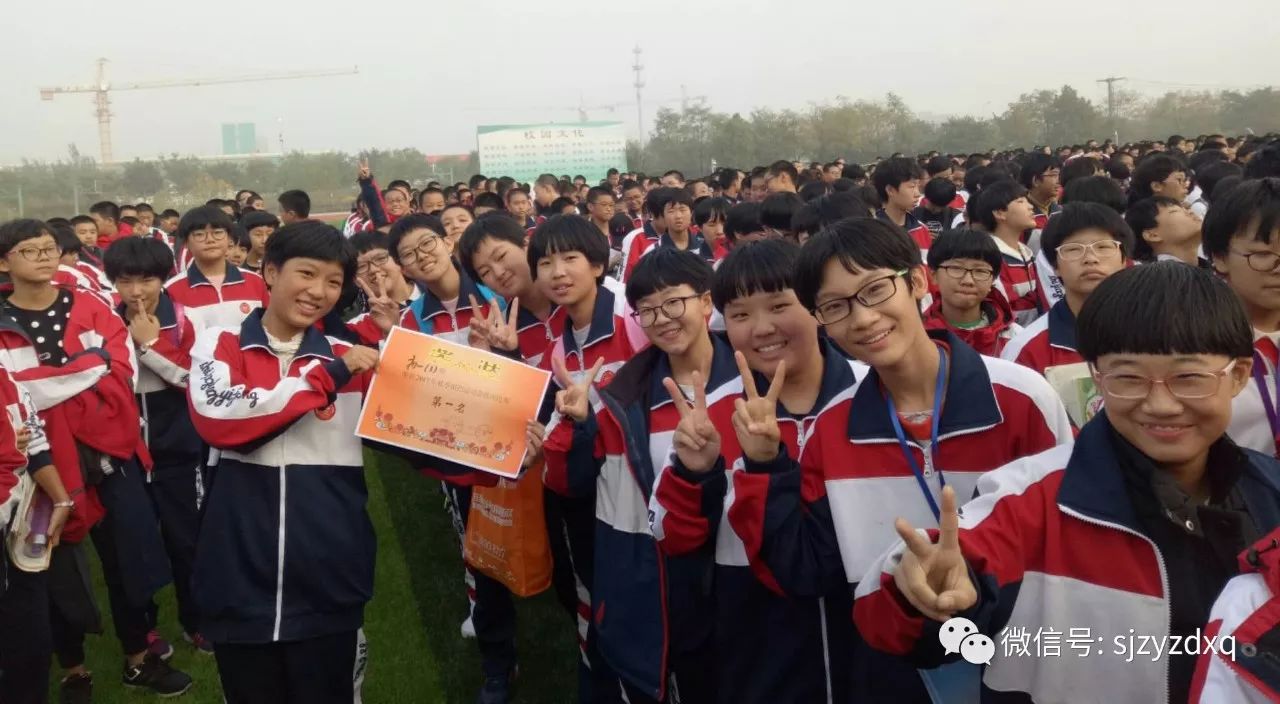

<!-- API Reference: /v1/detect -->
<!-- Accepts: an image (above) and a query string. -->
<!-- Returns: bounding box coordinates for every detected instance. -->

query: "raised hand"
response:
[341,344,381,375]
[357,276,400,334]
[731,351,784,463]
[127,298,160,347]
[664,371,721,473]
[357,156,371,181]
[891,486,978,622]
[523,419,546,468]
[552,355,605,423]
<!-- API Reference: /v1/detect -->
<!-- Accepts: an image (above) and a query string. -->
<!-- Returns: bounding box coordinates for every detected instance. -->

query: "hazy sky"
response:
[3,0,1275,164]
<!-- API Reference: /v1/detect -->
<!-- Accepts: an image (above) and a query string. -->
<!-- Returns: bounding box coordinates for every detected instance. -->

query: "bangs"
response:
[711,239,800,312]
[177,206,233,240]
[1076,262,1252,361]
[794,217,920,309]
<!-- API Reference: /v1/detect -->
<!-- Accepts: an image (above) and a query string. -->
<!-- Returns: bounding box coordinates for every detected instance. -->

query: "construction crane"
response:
[39,58,359,164]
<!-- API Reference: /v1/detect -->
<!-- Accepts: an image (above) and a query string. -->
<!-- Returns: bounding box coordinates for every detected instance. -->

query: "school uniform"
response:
[1228,330,1280,457]
[165,261,270,334]
[732,332,1073,701]
[619,222,660,283]
[540,276,650,698]
[544,335,736,702]
[121,293,205,638]
[636,232,717,267]
[857,412,1280,704]
[188,310,383,702]
[991,235,1044,327]
[876,208,933,261]
[649,339,869,703]
[922,290,1022,358]
[1000,299,1084,377]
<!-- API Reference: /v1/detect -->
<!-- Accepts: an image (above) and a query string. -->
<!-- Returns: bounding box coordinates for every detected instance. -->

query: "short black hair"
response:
[348,230,392,256]
[798,181,829,203]
[176,205,234,242]
[456,212,527,280]
[923,178,957,208]
[228,224,251,250]
[1202,177,1280,257]
[817,191,874,225]
[526,215,610,283]
[723,202,763,244]
[710,238,800,312]
[1129,153,1185,203]
[89,201,120,223]
[474,191,503,210]
[387,213,445,264]
[241,210,280,232]
[1060,157,1102,186]
[625,247,714,307]
[0,219,55,258]
[872,157,924,201]
[621,179,643,194]
[841,163,867,181]
[1124,196,1185,262]
[160,209,180,220]
[49,221,80,254]
[135,203,155,215]
[1076,262,1252,362]
[1039,202,1135,269]
[925,155,952,177]
[760,192,801,231]
[794,217,922,310]
[277,189,311,218]
[662,169,685,182]
[973,180,1028,231]
[767,160,799,185]
[644,187,679,218]
[1198,161,1244,203]
[586,186,614,206]
[715,169,739,192]
[926,228,1002,274]
[263,220,355,287]
[663,189,694,213]
[1244,143,1280,180]
[387,179,412,194]
[1061,175,1126,214]
[103,236,175,281]
[1019,153,1061,190]
[69,215,95,229]
[694,197,731,227]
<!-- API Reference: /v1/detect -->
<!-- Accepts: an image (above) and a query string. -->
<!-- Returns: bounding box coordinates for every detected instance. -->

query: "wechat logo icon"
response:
[939,617,995,665]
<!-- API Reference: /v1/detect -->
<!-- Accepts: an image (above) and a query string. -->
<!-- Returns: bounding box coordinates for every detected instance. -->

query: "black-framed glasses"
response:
[1232,249,1280,272]
[812,269,908,325]
[189,229,228,243]
[9,245,60,262]
[1092,360,1237,400]
[590,199,615,209]
[937,265,994,283]
[631,295,700,328]
[398,236,443,265]
[1055,240,1122,262]
[356,252,391,274]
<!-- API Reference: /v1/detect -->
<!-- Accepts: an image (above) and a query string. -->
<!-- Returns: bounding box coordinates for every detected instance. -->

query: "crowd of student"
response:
[2,132,1280,704]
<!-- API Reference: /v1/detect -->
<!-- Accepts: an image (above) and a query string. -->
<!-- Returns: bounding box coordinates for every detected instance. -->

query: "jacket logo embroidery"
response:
[198,360,260,408]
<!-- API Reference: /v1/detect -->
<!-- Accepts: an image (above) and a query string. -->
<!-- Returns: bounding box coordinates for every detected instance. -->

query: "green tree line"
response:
[2,84,1277,220]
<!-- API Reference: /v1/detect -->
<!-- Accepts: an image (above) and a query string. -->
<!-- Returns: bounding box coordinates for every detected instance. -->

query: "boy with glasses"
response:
[924,229,1022,357]
[1206,178,1280,457]
[857,263,1278,704]
[164,206,270,334]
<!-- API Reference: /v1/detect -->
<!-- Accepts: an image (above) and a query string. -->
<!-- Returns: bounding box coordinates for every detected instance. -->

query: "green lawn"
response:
[49,450,578,703]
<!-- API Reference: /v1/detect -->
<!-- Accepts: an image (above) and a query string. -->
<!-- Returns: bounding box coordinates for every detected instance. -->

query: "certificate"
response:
[356,326,551,478]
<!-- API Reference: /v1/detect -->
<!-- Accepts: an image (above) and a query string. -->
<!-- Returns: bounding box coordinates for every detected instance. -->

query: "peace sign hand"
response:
[552,355,604,423]
[470,295,521,353]
[664,371,721,473]
[891,486,977,622]
[357,156,371,181]
[731,351,784,463]
[357,276,399,335]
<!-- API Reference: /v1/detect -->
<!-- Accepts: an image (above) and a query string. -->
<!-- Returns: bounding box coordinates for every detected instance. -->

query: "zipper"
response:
[140,393,152,483]
[1059,504,1169,703]
[818,596,833,704]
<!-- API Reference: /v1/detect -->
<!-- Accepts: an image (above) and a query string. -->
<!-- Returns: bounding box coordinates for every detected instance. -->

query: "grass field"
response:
[49,450,578,703]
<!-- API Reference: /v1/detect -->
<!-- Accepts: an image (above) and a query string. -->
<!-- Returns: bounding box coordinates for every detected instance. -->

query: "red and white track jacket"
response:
[165,261,269,334]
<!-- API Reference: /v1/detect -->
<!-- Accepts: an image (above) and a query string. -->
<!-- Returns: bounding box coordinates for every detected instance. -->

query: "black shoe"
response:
[122,653,193,697]
[59,672,92,704]
[475,673,512,704]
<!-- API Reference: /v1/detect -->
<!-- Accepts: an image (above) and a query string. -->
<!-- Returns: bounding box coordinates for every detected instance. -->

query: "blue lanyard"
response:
[885,346,949,521]
[1252,350,1280,442]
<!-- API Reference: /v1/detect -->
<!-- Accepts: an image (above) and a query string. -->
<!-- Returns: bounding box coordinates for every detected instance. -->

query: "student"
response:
[1126,196,1205,266]
[49,222,113,299]
[187,221,396,703]
[649,238,866,704]
[158,209,181,238]
[1130,152,1190,206]
[543,248,721,703]
[1002,203,1133,380]
[225,224,251,267]
[585,186,617,243]
[505,187,537,230]
[759,192,802,242]
[733,218,1071,698]
[277,189,310,225]
[165,205,270,334]
[387,213,496,345]
[765,160,799,194]
[89,200,123,248]
[721,201,766,249]
[637,189,716,266]
[856,263,1279,704]
[0,364,70,704]
[104,236,211,655]
[69,214,104,268]
[913,177,963,238]
[349,230,419,311]
[620,187,675,282]
[240,210,279,274]
[694,196,731,261]
[1207,178,1280,457]
[1019,153,1063,249]
[975,180,1044,326]
[440,203,475,246]
[621,180,646,227]
[532,214,649,700]
[872,157,933,255]
[419,187,447,216]
[473,191,503,217]
[0,219,190,700]
[924,228,1022,357]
